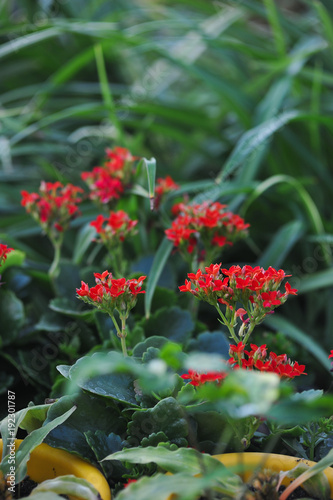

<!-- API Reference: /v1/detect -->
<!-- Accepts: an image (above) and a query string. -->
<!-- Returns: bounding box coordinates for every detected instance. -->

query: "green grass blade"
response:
[0,27,63,60]
[257,220,304,268]
[262,0,286,57]
[94,43,123,144]
[265,315,331,372]
[217,110,301,183]
[313,1,333,49]
[296,268,333,295]
[144,237,173,319]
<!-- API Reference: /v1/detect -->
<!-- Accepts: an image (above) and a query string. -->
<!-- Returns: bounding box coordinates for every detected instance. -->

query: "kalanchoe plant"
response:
[76,271,146,356]
[165,201,249,269]
[154,175,180,210]
[21,181,83,280]
[90,210,138,277]
[81,147,137,207]
[179,263,297,346]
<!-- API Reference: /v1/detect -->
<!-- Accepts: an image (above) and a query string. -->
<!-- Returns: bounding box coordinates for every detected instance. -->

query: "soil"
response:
[13,478,38,498]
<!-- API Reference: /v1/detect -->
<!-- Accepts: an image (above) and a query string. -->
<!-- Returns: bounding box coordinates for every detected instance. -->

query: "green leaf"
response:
[85,430,126,479]
[265,315,331,372]
[31,475,100,500]
[113,472,234,500]
[43,392,126,461]
[0,406,76,483]
[282,449,333,500]
[67,353,138,405]
[296,268,333,294]
[28,493,64,500]
[0,249,25,274]
[188,331,230,358]
[72,223,96,265]
[144,157,156,210]
[19,405,50,434]
[0,27,63,60]
[132,336,169,358]
[104,445,226,475]
[49,298,95,322]
[267,391,333,425]
[140,306,194,343]
[0,289,25,345]
[143,238,174,318]
[127,397,189,447]
[0,404,52,459]
[257,220,304,268]
[284,463,330,500]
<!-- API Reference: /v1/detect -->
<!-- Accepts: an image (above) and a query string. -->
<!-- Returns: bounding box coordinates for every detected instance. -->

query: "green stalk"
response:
[109,313,128,357]
[94,43,123,145]
[49,238,62,281]
[215,305,239,344]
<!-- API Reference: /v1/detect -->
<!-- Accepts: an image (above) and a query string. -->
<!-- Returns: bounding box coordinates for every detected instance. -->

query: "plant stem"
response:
[215,305,239,344]
[109,313,128,357]
[49,239,62,281]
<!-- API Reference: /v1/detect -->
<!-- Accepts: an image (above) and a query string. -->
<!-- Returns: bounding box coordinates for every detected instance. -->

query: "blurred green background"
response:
[1,0,333,410]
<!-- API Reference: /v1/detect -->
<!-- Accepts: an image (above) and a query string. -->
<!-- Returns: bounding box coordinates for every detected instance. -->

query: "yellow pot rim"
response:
[166,452,333,499]
[0,439,111,500]
[215,451,333,494]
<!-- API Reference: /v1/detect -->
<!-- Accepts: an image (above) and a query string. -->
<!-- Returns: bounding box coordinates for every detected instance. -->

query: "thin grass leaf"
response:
[140,157,156,210]
[262,0,286,57]
[0,27,63,60]
[265,315,331,372]
[144,237,173,319]
[94,43,123,144]
[241,174,331,265]
[73,223,96,265]
[9,103,107,146]
[313,1,333,50]
[257,220,304,268]
[296,268,333,295]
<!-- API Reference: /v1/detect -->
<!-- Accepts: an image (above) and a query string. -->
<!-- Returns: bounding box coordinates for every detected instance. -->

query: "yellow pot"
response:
[168,452,333,499]
[0,439,111,500]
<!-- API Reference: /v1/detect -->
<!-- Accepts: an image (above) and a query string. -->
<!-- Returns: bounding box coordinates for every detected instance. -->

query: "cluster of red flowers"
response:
[181,343,306,386]
[179,263,297,316]
[154,175,179,209]
[181,369,227,386]
[228,342,306,379]
[0,244,13,267]
[90,210,138,244]
[165,201,249,255]
[81,147,137,205]
[21,181,83,233]
[76,270,145,316]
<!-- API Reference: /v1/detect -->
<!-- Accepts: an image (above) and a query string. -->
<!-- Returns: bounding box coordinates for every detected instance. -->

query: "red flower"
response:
[21,182,83,236]
[260,291,282,308]
[165,201,249,259]
[76,272,146,317]
[285,282,297,295]
[181,369,226,386]
[90,210,138,246]
[81,147,137,205]
[124,478,137,488]
[228,345,306,380]
[155,175,180,209]
[0,244,14,267]
[329,350,333,359]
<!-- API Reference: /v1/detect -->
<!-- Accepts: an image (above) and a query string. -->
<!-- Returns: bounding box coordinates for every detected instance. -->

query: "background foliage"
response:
[1,0,333,417]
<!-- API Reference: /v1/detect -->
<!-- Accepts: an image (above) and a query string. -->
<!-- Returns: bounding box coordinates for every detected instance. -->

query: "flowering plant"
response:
[1,147,333,500]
